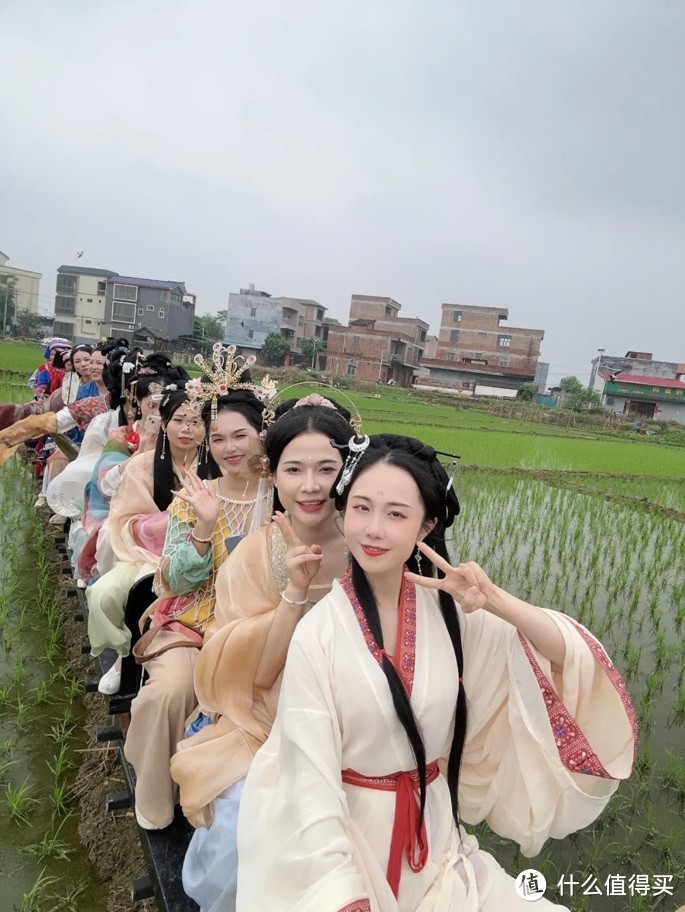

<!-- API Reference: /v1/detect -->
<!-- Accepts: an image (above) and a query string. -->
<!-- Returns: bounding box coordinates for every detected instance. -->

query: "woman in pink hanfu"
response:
[236,434,637,912]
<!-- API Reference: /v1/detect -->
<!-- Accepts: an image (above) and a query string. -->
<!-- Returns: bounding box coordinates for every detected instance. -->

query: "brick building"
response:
[418,303,544,393]
[325,295,428,386]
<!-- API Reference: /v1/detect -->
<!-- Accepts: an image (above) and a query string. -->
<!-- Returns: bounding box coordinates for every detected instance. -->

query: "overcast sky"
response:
[2,0,683,383]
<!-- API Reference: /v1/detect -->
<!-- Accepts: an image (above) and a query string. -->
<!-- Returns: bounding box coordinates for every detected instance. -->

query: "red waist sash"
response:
[341,760,440,898]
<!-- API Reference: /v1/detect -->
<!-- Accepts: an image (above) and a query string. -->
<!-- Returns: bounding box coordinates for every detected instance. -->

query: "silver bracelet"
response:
[281,591,308,606]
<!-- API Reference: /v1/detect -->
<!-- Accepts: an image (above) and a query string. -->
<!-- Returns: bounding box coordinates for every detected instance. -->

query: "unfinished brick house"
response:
[325,295,428,387]
[417,303,545,393]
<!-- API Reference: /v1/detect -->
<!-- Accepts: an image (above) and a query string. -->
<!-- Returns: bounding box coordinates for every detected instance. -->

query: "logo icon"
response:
[515,869,547,902]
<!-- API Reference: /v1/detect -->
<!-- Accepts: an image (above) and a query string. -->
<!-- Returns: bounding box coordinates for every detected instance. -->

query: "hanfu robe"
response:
[236,574,636,912]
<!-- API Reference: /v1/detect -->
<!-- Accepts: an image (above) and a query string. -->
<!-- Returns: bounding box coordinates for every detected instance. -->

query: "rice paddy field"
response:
[0,344,683,909]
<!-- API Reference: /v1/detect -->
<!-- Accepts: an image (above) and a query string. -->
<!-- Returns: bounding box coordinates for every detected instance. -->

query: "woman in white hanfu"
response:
[236,434,637,912]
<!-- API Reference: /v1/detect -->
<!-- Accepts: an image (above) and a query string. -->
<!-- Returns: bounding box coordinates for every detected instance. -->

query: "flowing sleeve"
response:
[154,493,212,597]
[46,412,115,517]
[108,451,167,566]
[457,606,637,856]
[236,609,370,912]
[170,525,281,826]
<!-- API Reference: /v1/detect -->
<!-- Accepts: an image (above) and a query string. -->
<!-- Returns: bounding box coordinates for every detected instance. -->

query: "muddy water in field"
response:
[0,460,107,912]
[453,471,685,911]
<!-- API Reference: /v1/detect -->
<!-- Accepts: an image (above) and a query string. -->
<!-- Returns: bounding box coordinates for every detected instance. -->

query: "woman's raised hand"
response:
[272,511,323,595]
[404,541,495,613]
[173,469,220,528]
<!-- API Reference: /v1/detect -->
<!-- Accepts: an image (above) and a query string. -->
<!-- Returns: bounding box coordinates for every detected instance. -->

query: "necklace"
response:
[218,474,253,501]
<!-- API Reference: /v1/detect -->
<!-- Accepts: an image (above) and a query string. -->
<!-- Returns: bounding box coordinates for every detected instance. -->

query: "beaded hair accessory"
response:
[335,434,371,495]
[185,343,277,426]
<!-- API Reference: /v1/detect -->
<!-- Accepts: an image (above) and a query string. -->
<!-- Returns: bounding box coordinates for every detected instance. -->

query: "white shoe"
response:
[34,494,47,508]
[97,663,121,695]
[49,513,67,525]
[76,579,87,589]
[135,808,167,831]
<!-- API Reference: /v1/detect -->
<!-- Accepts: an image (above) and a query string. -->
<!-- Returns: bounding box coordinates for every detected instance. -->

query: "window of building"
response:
[453,311,462,322]
[606,396,615,406]
[317,309,324,321]
[497,335,512,348]
[450,329,460,342]
[87,298,93,303]
[112,301,136,323]
[462,382,471,390]
[250,307,257,317]
[97,281,106,295]
[55,296,76,316]
[56,274,77,295]
[499,357,509,366]
[53,321,73,340]
[447,351,456,361]
[248,329,254,340]
[353,335,360,346]
[475,352,483,359]
[146,304,155,311]
[158,309,165,319]
[113,283,138,302]
[385,306,393,316]
[418,329,426,342]
[477,331,486,338]
[347,362,357,376]
[85,319,92,325]
[137,308,143,316]
[298,316,304,326]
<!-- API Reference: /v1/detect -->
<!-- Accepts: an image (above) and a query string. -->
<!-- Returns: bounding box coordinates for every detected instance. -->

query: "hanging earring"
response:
[414,544,423,575]
[161,426,167,460]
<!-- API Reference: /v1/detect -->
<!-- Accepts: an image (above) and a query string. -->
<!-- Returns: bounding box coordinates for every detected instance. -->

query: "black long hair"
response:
[69,344,93,379]
[152,389,210,510]
[201,390,267,480]
[333,434,465,835]
[263,399,354,512]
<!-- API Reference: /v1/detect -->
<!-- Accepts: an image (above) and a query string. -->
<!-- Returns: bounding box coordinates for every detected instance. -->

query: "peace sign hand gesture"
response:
[173,469,220,529]
[272,511,323,596]
[404,541,496,613]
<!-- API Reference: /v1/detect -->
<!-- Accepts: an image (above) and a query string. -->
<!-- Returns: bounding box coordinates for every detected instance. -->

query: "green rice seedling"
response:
[30,679,57,706]
[64,674,82,701]
[0,683,13,709]
[48,882,85,911]
[634,743,654,781]
[15,693,30,727]
[10,656,26,686]
[48,718,75,745]
[47,744,75,780]
[2,625,15,651]
[0,754,16,783]
[17,604,31,632]
[0,735,14,756]
[20,815,74,861]
[4,776,39,824]
[18,868,61,912]
[50,779,71,816]
[663,751,685,806]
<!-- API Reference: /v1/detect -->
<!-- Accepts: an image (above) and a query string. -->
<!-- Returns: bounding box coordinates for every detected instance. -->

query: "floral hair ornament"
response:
[187,343,277,427]
[334,433,371,496]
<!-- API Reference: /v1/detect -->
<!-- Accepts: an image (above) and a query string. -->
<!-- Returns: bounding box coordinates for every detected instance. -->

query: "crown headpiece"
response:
[261,382,363,437]
[186,343,278,425]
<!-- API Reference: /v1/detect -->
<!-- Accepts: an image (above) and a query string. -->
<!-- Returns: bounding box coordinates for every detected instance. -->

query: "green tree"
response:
[0,276,17,332]
[560,376,602,411]
[301,338,326,369]
[194,314,225,342]
[261,332,290,366]
[15,311,42,338]
[516,382,537,402]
